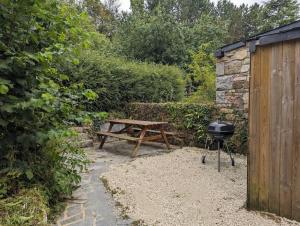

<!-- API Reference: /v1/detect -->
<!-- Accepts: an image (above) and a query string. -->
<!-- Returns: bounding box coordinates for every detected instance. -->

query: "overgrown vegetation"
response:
[110,0,299,98]
[0,1,99,224]
[1,0,92,198]
[0,0,184,224]
[185,44,216,102]
[64,51,184,111]
[0,188,48,226]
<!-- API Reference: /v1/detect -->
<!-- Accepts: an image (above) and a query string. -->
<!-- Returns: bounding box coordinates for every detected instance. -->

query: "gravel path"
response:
[55,148,133,226]
[102,148,300,226]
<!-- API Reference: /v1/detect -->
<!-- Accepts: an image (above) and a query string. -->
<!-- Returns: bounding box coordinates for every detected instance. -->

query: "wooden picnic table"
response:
[97,119,171,157]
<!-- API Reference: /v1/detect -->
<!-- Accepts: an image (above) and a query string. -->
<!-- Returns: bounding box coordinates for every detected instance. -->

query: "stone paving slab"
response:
[55,141,168,226]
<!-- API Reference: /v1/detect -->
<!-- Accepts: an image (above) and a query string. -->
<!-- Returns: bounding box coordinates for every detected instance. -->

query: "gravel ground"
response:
[102,148,300,226]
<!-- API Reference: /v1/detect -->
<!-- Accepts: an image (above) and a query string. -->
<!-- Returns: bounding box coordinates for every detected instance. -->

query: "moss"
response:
[100,176,129,219]
[100,176,125,196]
[0,188,49,226]
[131,219,147,226]
[100,176,109,192]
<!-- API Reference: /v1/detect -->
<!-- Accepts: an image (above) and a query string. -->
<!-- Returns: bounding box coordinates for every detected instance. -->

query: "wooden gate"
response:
[248,40,300,221]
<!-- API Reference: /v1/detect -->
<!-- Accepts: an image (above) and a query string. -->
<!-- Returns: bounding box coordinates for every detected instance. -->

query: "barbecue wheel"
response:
[202,156,206,164]
[231,158,235,166]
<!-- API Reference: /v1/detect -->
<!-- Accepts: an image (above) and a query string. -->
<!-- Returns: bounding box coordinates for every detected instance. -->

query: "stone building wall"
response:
[216,46,250,119]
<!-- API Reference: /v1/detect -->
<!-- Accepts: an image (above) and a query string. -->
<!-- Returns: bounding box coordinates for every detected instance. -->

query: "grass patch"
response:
[100,176,130,219]
[0,188,49,226]
[47,201,67,223]
[100,176,124,196]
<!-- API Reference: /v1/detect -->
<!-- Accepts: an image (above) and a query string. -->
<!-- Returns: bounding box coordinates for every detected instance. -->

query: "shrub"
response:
[0,0,97,210]
[113,8,189,66]
[0,188,48,226]
[35,130,89,204]
[185,43,216,103]
[64,51,185,111]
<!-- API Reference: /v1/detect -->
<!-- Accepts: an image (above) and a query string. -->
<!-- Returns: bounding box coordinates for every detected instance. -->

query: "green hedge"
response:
[126,102,248,153]
[65,51,185,111]
[127,102,216,146]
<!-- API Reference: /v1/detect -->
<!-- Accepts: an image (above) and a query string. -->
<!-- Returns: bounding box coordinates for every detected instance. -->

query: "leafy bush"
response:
[113,6,227,68]
[185,43,216,103]
[0,0,98,209]
[114,8,189,66]
[36,130,89,203]
[1,2,184,223]
[64,51,185,111]
[0,188,48,226]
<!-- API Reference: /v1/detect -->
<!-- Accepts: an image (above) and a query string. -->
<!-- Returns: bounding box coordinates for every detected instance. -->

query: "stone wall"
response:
[216,46,250,119]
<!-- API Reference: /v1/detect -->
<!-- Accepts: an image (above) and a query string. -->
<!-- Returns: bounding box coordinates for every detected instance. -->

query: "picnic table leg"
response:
[160,127,171,150]
[99,123,114,149]
[131,127,147,158]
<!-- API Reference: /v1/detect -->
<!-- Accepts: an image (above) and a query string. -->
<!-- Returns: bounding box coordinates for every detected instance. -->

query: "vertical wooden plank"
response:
[248,47,261,210]
[292,40,300,221]
[258,45,271,211]
[280,41,295,218]
[268,43,283,215]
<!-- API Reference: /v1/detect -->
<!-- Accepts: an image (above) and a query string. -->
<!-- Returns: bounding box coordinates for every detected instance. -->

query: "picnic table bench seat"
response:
[96,131,139,141]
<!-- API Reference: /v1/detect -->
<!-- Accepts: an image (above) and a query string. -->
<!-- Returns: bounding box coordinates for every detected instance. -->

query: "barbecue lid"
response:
[208,120,235,133]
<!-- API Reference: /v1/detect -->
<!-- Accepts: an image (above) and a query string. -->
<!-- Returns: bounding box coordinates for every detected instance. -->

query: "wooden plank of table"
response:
[160,127,171,150]
[132,127,147,157]
[142,135,163,142]
[109,119,168,126]
[132,127,180,136]
[97,132,140,142]
[99,122,114,149]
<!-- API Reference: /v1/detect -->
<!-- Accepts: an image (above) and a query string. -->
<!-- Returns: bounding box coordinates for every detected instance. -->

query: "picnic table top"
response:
[109,119,168,126]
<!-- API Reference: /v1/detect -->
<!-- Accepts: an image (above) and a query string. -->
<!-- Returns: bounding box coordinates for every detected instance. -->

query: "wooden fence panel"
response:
[279,41,295,218]
[248,47,261,209]
[248,40,300,221]
[269,43,282,215]
[258,45,271,211]
[292,41,300,221]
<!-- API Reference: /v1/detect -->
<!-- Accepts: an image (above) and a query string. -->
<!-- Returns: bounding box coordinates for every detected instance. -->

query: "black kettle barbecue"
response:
[202,120,235,172]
